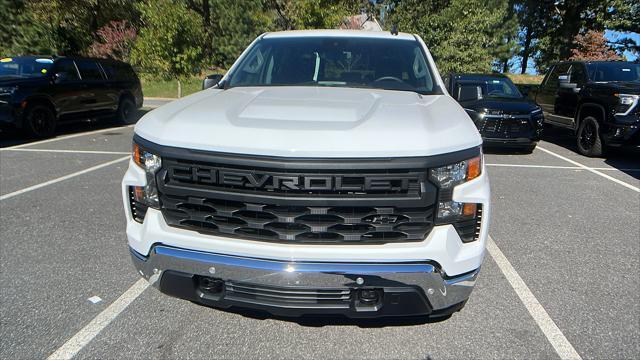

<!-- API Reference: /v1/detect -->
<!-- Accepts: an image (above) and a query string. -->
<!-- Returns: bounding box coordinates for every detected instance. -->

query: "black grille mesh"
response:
[478,117,533,138]
[161,194,435,244]
[128,187,147,223]
[453,205,482,243]
[225,282,352,306]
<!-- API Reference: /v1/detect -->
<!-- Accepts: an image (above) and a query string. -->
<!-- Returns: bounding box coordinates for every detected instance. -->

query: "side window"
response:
[569,64,586,86]
[100,62,117,80]
[76,59,104,81]
[54,59,80,81]
[545,64,570,90]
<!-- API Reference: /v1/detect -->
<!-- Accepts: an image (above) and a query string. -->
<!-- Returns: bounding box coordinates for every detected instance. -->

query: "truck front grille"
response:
[136,135,480,245]
[478,115,533,138]
[161,194,434,244]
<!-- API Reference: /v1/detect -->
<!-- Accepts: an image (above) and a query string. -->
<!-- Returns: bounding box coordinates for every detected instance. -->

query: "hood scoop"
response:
[229,87,380,129]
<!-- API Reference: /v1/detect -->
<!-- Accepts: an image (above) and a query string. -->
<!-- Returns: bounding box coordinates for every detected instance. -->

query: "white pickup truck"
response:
[122,30,490,319]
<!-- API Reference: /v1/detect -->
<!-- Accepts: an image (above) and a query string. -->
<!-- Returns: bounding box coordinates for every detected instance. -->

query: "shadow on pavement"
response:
[0,109,150,148]
[540,126,640,180]
[196,304,454,328]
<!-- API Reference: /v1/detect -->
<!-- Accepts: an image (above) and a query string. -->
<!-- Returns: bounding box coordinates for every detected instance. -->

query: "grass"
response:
[505,73,544,85]
[140,77,203,98]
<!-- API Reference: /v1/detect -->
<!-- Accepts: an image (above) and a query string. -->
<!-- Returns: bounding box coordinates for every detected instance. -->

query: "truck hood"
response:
[589,81,640,95]
[135,87,481,158]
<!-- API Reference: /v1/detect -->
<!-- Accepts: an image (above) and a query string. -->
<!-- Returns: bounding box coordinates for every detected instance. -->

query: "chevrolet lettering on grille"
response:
[166,164,416,193]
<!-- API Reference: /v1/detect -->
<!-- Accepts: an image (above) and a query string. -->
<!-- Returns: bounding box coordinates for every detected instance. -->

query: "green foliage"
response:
[208,0,274,69]
[132,0,205,80]
[389,0,517,74]
[1,0,140,56]
[0,0,52,55]
[267,0,361,30]
[4,0,638,80]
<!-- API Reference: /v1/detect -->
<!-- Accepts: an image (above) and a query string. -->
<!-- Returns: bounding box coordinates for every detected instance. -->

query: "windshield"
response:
[454,77,523,100]
[0,57,54,78]
[586,62,640,82]
[229,37,437,94]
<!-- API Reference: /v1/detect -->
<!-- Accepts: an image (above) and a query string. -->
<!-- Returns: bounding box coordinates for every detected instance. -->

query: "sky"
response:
[605,30,639,61]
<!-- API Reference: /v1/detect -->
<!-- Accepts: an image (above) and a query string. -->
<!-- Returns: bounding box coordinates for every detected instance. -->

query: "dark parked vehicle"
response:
[531,60,639,156]
[445,73,544,153]
[0,56,143,138]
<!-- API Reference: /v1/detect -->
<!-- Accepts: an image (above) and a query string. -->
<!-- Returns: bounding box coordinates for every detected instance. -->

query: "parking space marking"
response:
[486,163,640,172]
[4,148,129,155]
[487,236,582,360]
[0,125,134,150]
[536,146,639,192]
[47,279,149,360]
[0,156,129,201]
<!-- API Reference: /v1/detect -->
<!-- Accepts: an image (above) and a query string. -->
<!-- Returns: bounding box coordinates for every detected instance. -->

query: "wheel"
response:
[117,97,137,124]
[23,103,56,138]
[521,144,536,154]
[576,116,604,157]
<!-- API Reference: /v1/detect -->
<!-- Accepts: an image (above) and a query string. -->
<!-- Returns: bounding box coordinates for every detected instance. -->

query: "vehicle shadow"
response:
[0,109,150,148]
[540,126,640,180]
[481,146,534,156]
[205,305,452,328]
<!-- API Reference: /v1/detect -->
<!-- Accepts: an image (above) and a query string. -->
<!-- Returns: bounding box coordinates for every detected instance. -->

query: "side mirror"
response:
[558,75,577,89]
[457,85,483,102]
[54,72,68,84]
[202,74,224,90]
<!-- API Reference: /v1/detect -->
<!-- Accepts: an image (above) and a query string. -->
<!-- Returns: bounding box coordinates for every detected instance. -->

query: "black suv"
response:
[0,56,143,138]
[532,61,639,156]
[444,73,544,153]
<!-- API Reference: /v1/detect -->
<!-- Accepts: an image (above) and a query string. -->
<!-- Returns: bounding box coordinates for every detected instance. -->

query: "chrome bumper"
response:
[131,245,479,314]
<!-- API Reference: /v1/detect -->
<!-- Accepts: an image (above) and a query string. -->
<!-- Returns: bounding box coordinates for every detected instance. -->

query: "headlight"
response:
[0,86,17,96]
[429,154,482,241]
[130,141,161,214]
[429,155,481,189]
[615,94,638,115]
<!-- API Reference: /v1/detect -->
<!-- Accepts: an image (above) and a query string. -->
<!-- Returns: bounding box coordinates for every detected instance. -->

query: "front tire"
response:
[117,97,137,125]
[576,116,604,157]
[521,144,536,154]
[24,103,56,138]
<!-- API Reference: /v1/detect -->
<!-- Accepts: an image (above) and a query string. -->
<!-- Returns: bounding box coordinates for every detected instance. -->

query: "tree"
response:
[513,0,556,74]
[208,0,274,69]
[531,0,638,72]
[131,0,205,96]
[87,20,137,61]
[267,0,361,30]
[388,0,518,74]
[569,30,622,61]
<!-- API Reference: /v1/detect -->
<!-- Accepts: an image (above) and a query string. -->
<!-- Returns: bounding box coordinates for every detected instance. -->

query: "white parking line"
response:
[536,146,639,192]
[47,279,149,360]
[486,163,640,172]
[0,125,134,150]
[0,156,129,201]
[4,148,130,155]
[487,236,582,360]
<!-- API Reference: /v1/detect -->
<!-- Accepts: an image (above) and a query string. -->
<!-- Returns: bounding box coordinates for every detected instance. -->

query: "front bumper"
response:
[482,137,536,148]
[0,98,20,129]
[603,122,640,149]
[131,245,479,318]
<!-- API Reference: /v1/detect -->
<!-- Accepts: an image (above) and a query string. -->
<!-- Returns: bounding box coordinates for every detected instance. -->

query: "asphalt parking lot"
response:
[0,103,638,359]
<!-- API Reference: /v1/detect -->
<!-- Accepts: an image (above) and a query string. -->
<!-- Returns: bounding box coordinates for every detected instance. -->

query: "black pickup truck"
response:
[0,56,143,138]
[444,73,544,153]
[530,60,639,156]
